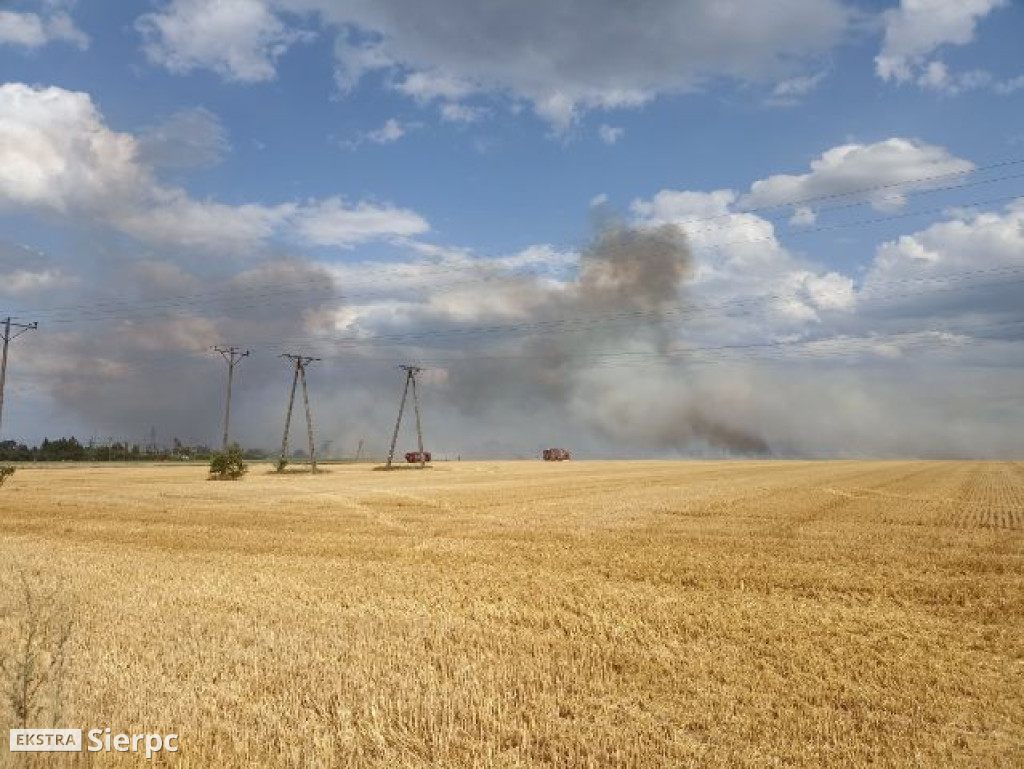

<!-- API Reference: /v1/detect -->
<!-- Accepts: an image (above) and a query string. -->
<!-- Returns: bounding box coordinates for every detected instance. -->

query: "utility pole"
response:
[0,317,38,442]
[385,365,426,469]
[213,346,249,452]
[410,365,425,469]
[279,359,300,468]
[279,354,319,473]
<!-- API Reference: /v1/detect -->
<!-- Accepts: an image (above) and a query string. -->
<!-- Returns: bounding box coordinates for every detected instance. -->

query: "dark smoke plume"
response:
[23,221,770,456]
[433,221,772,454]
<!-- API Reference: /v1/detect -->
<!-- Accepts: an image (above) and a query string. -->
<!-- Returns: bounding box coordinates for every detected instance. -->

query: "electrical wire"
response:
[7,159,1023,321]
[16,188,1023,327]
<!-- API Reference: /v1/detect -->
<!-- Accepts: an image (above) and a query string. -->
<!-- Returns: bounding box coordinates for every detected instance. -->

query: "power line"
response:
[347,318,1024,368]
[238,269,1024,351]
[674,169,1024,239]
[36,189,1015,338]
[9,160,1024,322]
[380,324,1024,375]
[676,156,1024,227]
[24,188,1021,327]
[47,269,1019,376]
[3,317,1018,411]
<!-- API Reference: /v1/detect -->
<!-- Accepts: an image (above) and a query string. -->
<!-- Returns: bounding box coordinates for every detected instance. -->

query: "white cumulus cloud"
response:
[0,82,429,253]
[741,138,974,221]
[137,0,311,83]
[631,186,854,327]
[0,3,88,50]
[0,83,148,215]
[868,199,1024,285]
[875,0,1007,84]
[292,197,429,247]
[139,0,852,130]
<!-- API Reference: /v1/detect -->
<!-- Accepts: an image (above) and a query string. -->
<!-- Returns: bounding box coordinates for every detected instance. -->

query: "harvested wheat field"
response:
[1,461,1022,767]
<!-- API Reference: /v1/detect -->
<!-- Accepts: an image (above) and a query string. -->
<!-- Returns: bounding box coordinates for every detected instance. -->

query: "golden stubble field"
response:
[0,460,1022,768]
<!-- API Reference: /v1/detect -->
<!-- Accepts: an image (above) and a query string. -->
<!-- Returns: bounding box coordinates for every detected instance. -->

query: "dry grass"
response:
[0,460,1022,767]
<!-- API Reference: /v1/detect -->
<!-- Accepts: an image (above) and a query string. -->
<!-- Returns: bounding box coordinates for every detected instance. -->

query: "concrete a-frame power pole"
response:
[385,365,426,469]
[0,317,38,441]
[279,354,320,473]
[213,346,249,451]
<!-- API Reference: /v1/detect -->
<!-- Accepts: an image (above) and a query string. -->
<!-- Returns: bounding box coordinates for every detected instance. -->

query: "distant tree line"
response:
[0,438,270,463]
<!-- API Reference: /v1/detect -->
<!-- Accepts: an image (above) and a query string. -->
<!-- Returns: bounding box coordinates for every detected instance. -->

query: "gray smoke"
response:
[423,221,774,454]
[28,254,338,448]
[10,219,1022,459]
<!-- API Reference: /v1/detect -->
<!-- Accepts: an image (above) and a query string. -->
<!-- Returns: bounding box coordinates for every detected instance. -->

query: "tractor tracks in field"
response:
[264,488,417,533]
[820,464,1024,530]
[820,486,1022,511]
[775,464,940,537]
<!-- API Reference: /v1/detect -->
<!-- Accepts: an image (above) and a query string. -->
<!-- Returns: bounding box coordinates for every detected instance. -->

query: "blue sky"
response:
[0,0,1022,457]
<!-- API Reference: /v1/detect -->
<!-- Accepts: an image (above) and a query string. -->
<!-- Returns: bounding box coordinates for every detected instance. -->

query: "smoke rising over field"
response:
[6,210,1024,459]
[429,222,773,453]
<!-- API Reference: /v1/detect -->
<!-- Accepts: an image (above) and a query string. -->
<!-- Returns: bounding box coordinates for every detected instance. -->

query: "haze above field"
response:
[0,0,1022,457]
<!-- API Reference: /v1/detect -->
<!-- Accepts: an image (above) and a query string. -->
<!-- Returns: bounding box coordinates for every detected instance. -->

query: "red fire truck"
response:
[542,448,571,461]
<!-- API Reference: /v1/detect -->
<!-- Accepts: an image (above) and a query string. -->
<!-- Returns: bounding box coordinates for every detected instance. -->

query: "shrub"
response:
[0,466,14,487]
[0,572,74,729]
[208,445,248,481]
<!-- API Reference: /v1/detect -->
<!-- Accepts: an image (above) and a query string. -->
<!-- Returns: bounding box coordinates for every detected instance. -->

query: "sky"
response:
[0,0,1022,459]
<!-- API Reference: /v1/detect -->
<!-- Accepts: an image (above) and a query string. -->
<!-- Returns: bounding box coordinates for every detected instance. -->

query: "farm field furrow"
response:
[0,460,1022,768]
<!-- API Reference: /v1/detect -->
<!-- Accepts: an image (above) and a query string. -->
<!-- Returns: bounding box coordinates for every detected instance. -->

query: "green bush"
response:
[0,466,14,487]
[208,445,248,481]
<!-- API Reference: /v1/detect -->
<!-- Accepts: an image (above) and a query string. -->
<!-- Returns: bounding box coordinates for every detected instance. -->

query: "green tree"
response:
[208,444,248,480]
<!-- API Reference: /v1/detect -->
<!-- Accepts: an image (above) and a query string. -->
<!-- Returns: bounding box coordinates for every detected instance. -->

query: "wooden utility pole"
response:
[279,354,319,473]
[385,365,426,468]
[0,317,38,441]
[213,346,249,451]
